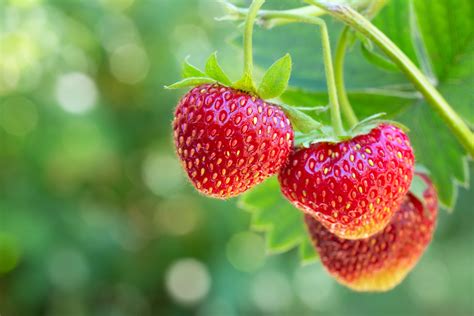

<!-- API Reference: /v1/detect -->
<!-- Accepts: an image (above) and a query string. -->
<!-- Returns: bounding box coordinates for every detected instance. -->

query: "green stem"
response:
[221,3,325,22]
[309,0,474,157]
[319,20,345,135]
[221,0,373,27]
[252,12,344,135]
[234,0,265,93]
[334,27,359,127]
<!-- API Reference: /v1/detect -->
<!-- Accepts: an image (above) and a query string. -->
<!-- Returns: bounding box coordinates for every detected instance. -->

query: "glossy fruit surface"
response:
[305,173,438,292]
[173,84,293,198]
[279,124,414,239]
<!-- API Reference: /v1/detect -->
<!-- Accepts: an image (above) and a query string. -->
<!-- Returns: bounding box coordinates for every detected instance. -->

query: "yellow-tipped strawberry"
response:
[305,173,438,292]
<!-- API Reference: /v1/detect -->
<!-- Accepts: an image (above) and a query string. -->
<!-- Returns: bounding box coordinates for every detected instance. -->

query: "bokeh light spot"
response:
[165,258,211,306]
[293,264,338,311]
[100,0,135,11]
[142,152,184,197]
[0,233,21,274]
[0,96,38,136]
[155,196,201,236]
[55,72,97,114]
[226,232,265,272]
[110,43,149,84]
[48,248,90,291]
[8,0,42,8]
[251,270,293,312]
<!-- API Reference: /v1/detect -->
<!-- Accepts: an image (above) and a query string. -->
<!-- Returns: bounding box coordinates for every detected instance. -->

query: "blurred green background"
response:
[0,0,473,315]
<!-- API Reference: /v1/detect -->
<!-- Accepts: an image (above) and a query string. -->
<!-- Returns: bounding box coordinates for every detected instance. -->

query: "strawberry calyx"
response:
[165,51,293,101]
[165,52,325,132]
[294,111,410,148]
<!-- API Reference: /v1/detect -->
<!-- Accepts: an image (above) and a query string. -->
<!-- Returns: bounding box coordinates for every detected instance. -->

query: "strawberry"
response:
[279,123,414,239]
[305,173,438,292]
[173,83,294,198]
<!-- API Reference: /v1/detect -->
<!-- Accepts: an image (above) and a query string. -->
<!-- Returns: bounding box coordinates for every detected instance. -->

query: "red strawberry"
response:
[279,124,414,239]
[173,83,294,198]
[305,173,438,292]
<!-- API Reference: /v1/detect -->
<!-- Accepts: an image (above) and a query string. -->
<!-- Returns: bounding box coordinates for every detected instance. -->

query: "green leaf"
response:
[370,0,420,65]
[360,41,399,72]
[257,54,292,99]
[409,173,429,205]
[239,177,318,258]
[299,236,319,264]
[277,103,323,134]
[205,52,232,86]
[182,57,206,78]
[165,77,215,89]
[245,18,408,91]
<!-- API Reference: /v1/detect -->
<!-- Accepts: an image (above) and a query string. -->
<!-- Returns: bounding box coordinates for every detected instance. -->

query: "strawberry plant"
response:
[168,0,473,291]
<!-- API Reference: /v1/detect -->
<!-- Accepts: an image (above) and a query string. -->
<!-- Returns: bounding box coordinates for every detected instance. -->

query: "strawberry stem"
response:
[318,19,345,136]
[233,0,265,94]
[334,27,359,127]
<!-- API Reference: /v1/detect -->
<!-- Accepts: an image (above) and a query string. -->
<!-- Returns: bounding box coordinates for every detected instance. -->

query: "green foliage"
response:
[409,172,429,206]
[182,58,206,78]
[239,177,318,262]
[278,103,323,134]
[360,41,399,72]
[257,54,292,99]
[205,52,233,86]
[165,77,216,89]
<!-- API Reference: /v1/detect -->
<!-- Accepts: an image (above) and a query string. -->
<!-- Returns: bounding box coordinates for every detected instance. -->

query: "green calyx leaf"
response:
[233,73,258,95]
[164,77,216,89]
[205,52,233,86]
[278,103,323,134]
[294,130,337,147]
[349,112,386,134]
[257,54,292,99]
[299,236,319,265]
[169,53,234,90]
[182,57,206,78]
[409,172,429,207]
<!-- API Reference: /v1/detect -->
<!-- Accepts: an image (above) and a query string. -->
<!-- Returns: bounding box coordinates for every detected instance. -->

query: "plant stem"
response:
[221,3,324,22]
[234,0,265,93]
[252,12,344,135]
[334,27,359,127]
[309,0,474,156]
[221,0,373,27]
[318,20,345,135]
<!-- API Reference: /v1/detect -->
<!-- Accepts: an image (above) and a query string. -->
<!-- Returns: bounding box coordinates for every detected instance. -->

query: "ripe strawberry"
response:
[279,123,414,239]
[305,173,438,292]
[173,83,294,198]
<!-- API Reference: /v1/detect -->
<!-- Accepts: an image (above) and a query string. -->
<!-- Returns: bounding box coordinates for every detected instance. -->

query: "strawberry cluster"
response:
[171,81,437,291]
